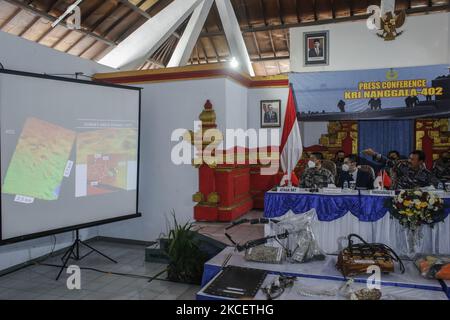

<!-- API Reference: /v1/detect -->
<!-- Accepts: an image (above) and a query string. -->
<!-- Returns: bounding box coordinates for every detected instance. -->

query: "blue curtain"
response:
[358,120,414,162]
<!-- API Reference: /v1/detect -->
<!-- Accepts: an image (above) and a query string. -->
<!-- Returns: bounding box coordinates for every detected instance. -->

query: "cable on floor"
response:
[36,262,171,283]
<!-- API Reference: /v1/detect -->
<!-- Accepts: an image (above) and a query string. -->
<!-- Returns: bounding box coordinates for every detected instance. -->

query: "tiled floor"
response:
[0,240,200,300]
[194,210,265,245]
[0,210,263,300]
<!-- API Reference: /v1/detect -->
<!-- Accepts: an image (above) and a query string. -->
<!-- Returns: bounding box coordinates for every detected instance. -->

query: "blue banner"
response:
[290,65,450,121]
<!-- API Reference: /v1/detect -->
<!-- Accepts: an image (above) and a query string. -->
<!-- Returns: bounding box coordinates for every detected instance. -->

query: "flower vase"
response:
[404,225,424,258]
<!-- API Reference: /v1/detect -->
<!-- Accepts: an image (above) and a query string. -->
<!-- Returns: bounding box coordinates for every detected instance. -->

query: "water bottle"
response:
[343,181,348,189]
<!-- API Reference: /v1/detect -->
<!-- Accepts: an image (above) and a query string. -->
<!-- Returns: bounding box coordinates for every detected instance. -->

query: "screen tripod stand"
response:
[56,229,117,280]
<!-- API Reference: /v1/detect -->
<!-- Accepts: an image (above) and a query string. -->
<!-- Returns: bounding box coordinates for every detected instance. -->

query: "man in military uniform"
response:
[363,149,439,189]
[300,152,335,188]
[334,150,346,178]
[264,105,278,124]
[337,100,346,113]
[433,152,450,183]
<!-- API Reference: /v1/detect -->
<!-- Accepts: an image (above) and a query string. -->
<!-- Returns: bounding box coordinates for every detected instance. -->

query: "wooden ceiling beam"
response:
[35,0,70,44]
[46,0,106,49]
[276,60,281,75]
[2,0,116,46]
[295,0,301,22]
[252,32,262,59]
[199,4,450,37]
[239,0,251,27]
[112,0,181,43]
[284,29,289,51]
[252,55,289,62]
[219,55,289,62]
[75,0,155,57]
[147,57,164,68]
[70,1,125,55]
[313,0,318,21]
[347,0,353,16]
[268,29,277,58]
[259,0,268,25]
[331,0,336,19]
[277,0,285,25]
[63,0,118,53]
[198,38,209,63]
[18,16,40,37]
[117,0,152,19]
[209,37,220,61]
[0,7,21,30]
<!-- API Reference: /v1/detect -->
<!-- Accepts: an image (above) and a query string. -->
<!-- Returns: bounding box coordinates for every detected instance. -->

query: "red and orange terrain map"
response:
[77,128,138,196]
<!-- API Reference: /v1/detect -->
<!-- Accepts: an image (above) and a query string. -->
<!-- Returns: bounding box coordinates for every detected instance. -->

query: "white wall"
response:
[99,78,229,241]
[0,31,115,272]
[299,122,329,147]
[247,87,289,148]
[99,78,290,242]
[247,87,288,128]
[225,80,248,132]
[290,12,450,73]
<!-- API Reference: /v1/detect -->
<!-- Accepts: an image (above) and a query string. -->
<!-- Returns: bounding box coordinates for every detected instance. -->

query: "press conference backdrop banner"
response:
[0,70,140,243]
[290,64,450,121]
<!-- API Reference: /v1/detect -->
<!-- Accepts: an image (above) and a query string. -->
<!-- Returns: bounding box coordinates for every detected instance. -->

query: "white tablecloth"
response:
[265,209,450,256]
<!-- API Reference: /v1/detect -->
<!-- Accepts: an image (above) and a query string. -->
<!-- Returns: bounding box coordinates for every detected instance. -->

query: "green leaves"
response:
[164,211,208,285]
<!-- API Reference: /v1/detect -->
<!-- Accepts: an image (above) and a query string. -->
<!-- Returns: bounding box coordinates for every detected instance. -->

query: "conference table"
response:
[197,247,449,300]
[264,190,450,256]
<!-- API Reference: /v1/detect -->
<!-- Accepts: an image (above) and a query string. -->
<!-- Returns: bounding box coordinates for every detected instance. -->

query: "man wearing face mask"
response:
[433,152,450,183]
[337,155,374,190]
[300,152,334,188]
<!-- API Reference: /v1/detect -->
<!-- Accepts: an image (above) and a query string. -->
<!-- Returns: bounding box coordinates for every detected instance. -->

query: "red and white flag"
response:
[279,85,303,186]
[374,169,392,189]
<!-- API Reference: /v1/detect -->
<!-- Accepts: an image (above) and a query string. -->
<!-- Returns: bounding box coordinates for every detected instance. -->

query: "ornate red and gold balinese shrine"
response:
[93,64,363,222]
[93,64,289,223]
[188,100,282,222]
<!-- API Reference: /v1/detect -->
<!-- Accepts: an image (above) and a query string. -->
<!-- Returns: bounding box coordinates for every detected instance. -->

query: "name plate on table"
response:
[276,187,301,193]
[321,188,343,194]
[370,190,395,196]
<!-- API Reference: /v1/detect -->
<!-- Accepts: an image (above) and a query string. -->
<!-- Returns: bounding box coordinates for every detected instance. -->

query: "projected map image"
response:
[2,117,76,201]
[76,128,138,197]
[86,153,128,195]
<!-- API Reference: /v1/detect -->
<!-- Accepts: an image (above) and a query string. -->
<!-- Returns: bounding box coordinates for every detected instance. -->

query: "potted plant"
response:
[164,213,209,285]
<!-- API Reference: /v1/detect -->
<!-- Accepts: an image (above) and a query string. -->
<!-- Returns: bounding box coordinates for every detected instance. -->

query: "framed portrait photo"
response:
[304,31,329,66]
[260,100,281,128]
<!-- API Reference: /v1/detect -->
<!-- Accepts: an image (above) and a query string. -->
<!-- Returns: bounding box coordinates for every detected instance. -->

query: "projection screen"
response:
[0,69,141,243]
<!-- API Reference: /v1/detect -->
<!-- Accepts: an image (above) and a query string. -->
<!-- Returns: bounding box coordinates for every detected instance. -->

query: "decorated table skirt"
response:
[264,192,450,255]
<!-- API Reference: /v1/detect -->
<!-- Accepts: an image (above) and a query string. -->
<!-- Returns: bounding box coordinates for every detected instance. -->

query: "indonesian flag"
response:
[279,85,303,186]
[374,169,392,189]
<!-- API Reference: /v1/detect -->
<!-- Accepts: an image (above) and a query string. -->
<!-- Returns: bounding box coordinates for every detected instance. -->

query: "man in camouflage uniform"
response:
[363,149,440,189]
[300,152,335,188]
[432,152,450,183]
